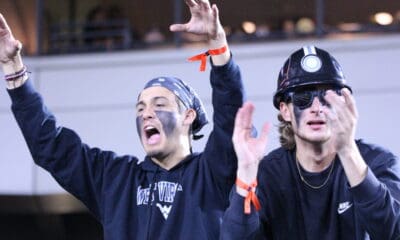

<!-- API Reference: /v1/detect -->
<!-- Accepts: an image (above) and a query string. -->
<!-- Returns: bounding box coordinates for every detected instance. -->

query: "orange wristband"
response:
[188,45,228,71]
[236,178,261,214]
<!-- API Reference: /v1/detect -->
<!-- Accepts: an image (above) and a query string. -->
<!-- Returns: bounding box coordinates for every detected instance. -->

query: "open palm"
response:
[233,102,269,182]
[169,0,222,40]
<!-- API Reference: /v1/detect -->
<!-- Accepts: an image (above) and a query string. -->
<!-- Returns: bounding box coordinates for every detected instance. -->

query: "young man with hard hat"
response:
[221,46,400,240]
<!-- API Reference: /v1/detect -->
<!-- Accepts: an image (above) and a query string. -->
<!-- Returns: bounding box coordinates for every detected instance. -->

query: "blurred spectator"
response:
[282,19,296,38]
[83,5,132,51]
[295,17,315,35]
[255,23,270,39]
[143,26,166,45]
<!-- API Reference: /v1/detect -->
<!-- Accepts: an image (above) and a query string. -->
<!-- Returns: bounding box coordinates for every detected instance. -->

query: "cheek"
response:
[136,116,142,139]
[293,105,304,128]
[155,111,177,137]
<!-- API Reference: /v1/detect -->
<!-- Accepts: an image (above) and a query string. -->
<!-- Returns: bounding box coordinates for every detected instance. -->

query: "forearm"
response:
[220,191,261,240]
[338,141,368,187]
[351,168,400,239]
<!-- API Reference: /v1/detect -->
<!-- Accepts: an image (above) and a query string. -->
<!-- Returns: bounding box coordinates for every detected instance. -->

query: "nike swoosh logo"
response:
[337,202,353,214]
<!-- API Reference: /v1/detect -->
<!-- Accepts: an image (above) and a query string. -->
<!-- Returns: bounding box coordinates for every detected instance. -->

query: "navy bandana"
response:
[143,77,209,140]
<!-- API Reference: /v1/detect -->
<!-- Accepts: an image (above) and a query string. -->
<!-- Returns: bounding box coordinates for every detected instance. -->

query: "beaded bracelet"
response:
[5,66,28,81]
[236,178,261,214]
[188,45,228,71]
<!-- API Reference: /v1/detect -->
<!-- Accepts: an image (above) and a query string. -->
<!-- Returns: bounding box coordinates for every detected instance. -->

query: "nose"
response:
[309,96,323,113]
[141,106,155,120]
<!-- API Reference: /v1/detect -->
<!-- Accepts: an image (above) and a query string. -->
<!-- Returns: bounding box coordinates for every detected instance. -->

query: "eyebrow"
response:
[136,96,169,108]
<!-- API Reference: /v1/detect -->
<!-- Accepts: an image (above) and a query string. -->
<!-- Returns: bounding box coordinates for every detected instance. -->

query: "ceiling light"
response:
[242,21,256,34]
[374,12,393,25]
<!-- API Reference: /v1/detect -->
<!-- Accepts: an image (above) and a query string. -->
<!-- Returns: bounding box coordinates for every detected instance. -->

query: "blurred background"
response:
[0,0,400,239]
[2,0,400,55]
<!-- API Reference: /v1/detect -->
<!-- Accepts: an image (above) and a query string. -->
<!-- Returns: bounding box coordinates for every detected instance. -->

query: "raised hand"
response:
[0,14,22,64]
[325,88,368,186]
[169,0,225,41]
[233,102,270,185]
[325,88,358,154]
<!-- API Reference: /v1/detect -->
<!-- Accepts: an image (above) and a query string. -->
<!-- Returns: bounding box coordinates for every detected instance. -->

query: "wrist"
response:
[188,44,229,71]
[2,54,24,75]
[236,186,249,197]
[4,63,29,90]
[237,166,258,186]
[337,141,358,158]
[209,31,227,49]
[235,178,261,214]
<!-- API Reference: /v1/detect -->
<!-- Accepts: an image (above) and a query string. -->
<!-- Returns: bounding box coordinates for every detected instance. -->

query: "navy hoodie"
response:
[221,141,400,240]
[8,58,245,240]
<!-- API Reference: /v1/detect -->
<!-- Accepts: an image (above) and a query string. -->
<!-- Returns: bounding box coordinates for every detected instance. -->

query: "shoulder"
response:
[357,139,396,159]
[356,139,398,168]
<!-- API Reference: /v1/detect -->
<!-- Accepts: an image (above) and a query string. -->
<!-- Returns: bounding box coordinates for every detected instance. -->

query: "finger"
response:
[342,88,358,117]
[258,122,270,145]
[0,13,11,31]
[328,89,352,122]
[232,102,254,142]
[15,40,22,51]
[197,0,211,11]
[211,4,219,24]
[185,0,197,8]
[240,102,255,129]
[324,91,341,121]
[169,23,188,32]
[232,106,246,143]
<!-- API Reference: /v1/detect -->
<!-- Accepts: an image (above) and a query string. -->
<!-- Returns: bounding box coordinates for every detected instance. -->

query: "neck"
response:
[295,140,336,172]
[152,155,187,170]
[151,137,191,170]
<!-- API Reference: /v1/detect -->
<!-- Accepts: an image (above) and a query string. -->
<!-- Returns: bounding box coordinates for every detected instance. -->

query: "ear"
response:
[279,102,292,122]
[183,108,196,126]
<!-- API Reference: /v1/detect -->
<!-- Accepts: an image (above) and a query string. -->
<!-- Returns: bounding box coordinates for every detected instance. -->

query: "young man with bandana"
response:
[221,46,400,239]
[1,1,247,239]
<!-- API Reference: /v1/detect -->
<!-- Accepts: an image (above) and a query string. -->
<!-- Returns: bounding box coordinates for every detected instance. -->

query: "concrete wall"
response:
[1,34,400,195]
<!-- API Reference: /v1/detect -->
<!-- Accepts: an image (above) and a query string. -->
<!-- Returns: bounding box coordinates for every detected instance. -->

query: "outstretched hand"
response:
[0,14,21,64]
[169,0,224,41]
[233,102,270,184]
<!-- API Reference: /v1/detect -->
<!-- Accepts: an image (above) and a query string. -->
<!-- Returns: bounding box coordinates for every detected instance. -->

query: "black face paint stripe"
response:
[293,105,303,128]
[155,111,177,137]
[136,116,142,139]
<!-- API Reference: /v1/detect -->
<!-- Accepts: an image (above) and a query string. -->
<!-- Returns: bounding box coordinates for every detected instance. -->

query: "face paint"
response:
[136,116,142,139]
[293,104,303,128]
[135,110,177,140]
[155,110,177,137]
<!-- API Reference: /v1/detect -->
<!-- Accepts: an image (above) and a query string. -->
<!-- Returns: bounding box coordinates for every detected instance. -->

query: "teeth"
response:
[145,126,156,130]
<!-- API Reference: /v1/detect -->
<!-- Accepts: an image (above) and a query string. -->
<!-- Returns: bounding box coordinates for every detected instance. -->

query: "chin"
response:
[308,135,331,144]
[146,150,165,159]
[298,131,330,144]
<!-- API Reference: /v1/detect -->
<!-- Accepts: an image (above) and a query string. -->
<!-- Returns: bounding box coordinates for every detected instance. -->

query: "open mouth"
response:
[144,126,161,145]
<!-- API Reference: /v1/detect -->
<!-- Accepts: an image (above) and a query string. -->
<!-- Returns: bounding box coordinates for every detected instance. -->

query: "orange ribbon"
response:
[188,45,228,71]
[236,178,261,214]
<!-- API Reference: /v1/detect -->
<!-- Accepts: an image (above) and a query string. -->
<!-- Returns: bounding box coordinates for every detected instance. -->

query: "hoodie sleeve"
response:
[7,79,136,220]
[220,191,267,240]
[350,147,400,239]
[202,55,247,201]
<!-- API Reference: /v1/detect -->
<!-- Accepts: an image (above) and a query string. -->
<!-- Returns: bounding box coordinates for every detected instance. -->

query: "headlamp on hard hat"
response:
[273,45,352,109]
